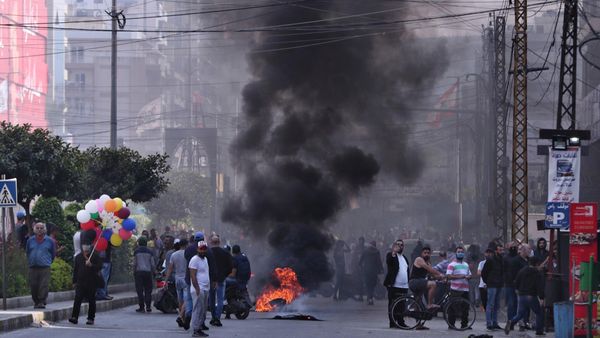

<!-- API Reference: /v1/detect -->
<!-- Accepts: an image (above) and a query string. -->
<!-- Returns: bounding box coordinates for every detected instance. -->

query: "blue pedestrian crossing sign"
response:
[0,179,17,207]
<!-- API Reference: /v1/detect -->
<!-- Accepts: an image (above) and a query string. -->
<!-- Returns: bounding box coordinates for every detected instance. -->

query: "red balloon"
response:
[95,237,108,252]
[80,220,95,231]
[119,228,132,240]
[117,207,130,219]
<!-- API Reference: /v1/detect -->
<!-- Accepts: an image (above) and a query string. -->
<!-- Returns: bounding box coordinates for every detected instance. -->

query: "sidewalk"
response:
[0,284,144,333]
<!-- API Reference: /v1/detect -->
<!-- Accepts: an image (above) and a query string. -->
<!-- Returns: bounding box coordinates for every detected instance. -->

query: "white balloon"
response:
[99,194,111,203]
[85,200,98,214]
[76,210,91,223]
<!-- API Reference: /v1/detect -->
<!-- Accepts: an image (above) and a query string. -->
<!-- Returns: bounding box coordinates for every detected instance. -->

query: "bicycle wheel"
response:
[443,297,476,331]
[391,296,425,330]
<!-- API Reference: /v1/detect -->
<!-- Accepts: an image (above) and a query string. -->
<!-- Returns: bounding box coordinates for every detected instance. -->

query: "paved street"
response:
[2,296,554,338]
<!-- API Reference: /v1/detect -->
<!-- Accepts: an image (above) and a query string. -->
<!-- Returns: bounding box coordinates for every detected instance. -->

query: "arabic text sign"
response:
[545,202,570,229]
[547,147,580,203]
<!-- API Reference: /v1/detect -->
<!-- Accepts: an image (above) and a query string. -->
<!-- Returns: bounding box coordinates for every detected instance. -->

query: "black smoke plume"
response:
[223,0,448,289]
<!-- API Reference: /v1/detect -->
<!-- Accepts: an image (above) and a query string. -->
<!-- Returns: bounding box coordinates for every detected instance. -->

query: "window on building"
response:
[75,73,86,88]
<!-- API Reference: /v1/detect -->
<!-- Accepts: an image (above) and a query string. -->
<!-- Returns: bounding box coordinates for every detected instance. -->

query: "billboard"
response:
[569,203,598,336]
[548,147,580,203]
[0,0,48,128]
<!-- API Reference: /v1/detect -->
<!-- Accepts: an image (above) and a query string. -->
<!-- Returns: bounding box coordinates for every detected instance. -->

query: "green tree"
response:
[0,122,82,214]
[31,197,75,262]
[145,170,212,228]
[74,147,170,203]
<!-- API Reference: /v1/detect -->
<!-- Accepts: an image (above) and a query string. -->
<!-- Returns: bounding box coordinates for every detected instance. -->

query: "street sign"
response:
[545,202,570,229]
[0,179,17,207]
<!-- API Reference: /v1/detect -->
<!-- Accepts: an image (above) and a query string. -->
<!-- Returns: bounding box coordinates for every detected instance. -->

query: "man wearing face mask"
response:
[26,222,56,309]
[446,246,472,330]
[69,243,103,325]
[189,241,211,337]
[384,239,410,328]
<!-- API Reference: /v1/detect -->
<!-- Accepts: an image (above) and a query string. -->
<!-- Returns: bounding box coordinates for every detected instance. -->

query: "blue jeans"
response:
[511,295,544,333]
[96,262,111,299]
[505,286,517,321]
[210,281,225,320]
[486,287,502,326]
[185,282,194,318]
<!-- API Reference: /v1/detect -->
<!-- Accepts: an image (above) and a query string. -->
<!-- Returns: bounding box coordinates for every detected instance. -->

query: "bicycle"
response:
[390,280,477,331]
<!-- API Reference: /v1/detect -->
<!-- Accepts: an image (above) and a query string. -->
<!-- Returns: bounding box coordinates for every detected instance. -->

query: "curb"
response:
[0,292,145,333]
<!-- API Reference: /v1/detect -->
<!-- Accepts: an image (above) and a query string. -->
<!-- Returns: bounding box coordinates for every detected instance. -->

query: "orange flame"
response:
[255,267,304,312]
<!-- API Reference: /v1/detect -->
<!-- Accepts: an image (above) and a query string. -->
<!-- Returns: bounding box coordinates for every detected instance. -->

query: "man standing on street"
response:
[209,234,231,327]
[166,239,189,329]
[69,243,103,325]
[15,211,28,249]
[383,239,410,328]
[481,243,505,331]
[505,257,545,336]
[133,236,156,313]
[26,222,55,309]
[446,246,472,330]
[189,241,211,337]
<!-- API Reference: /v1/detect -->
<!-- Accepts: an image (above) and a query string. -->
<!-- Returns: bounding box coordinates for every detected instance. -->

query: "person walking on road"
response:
[26,222,56,309]
[134,236,156,313]
[383,239,410,329]
[69,243,103,325]
[165,238,190,329]
[189,241,211,337]
[209,234,232,327]
[504,256,545,336]
[360,240,383,305]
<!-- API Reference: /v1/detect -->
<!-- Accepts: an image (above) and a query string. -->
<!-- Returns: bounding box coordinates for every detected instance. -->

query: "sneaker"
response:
[486,326,495,332]
[68,317,78,325]
[224,314,231,320]
[146,307,152,313]
[176,317,184,327]
[135,308,145,313]
[415,325,430,330]
[105,295,114,300]
[192,330,209,337]
[493,324,503,330]
[504,320,512,335]
[183,316,191,330]
[201,324,209,331]
[213,319,222,327]
[86,319,94,325]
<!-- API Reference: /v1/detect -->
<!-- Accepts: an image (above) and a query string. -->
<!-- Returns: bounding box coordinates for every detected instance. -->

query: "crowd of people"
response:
[380,237,550,336]
[18,209,553,336]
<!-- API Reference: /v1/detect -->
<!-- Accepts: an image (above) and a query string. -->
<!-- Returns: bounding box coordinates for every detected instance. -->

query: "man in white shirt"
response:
[73,230,81,260]
[383,239,410,328]
[189,241,210,337]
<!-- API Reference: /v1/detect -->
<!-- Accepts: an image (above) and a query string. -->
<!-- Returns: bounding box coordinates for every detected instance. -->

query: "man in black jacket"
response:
[505,257,545,336]
[481,243,504,331]
[69,243,103,325]
[360,241,383,305]
[503,242,519,323]
[208,234,232,327]
[383,239,410,328]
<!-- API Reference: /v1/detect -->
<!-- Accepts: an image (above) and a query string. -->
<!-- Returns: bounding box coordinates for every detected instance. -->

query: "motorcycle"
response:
[223,282,251,320]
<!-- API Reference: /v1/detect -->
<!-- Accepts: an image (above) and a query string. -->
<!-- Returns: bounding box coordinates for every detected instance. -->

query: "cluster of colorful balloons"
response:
[76,194,137,252]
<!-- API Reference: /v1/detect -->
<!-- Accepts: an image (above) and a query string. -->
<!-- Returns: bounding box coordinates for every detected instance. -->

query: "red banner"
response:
[570,202,598,335]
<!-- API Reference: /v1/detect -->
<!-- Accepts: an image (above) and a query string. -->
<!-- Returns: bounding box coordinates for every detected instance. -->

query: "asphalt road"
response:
[2,296,553,338]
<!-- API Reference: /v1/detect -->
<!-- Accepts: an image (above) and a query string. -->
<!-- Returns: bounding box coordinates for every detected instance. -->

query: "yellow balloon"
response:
[113,198,123,212]
[110,233,123,247]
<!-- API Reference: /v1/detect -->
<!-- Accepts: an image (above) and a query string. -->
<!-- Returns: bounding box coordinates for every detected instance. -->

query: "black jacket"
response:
[360,246,383,276]
[481,254,504,288]
[211,246,233,283]
[514,266,545,299]
[507,256,528,288]
[383,252,410,287]
[73,252,103,289]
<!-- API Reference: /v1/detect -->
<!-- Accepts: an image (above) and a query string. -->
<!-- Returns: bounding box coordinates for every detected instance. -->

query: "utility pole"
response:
[511,0,529,244]
[557,0,578,130]
[109,0,117,149]
[494,16,509,242]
